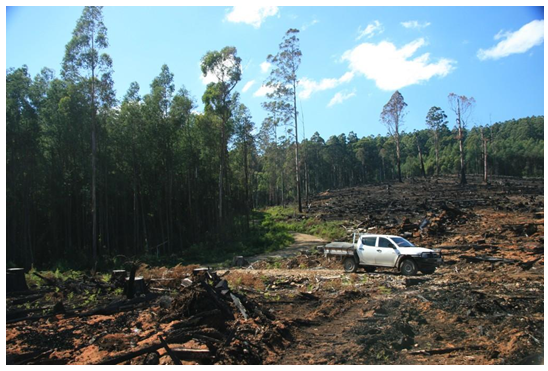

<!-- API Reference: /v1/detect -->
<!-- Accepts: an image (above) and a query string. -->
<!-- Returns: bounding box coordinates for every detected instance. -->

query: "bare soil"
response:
[5,175,544,365]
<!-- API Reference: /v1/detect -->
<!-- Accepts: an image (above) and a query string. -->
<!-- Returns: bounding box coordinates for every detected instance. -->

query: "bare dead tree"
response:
[448,93,476,186]
[381,91,407,183]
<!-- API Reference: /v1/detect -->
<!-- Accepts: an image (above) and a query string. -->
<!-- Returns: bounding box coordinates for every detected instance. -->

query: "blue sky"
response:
[5,5,545,141]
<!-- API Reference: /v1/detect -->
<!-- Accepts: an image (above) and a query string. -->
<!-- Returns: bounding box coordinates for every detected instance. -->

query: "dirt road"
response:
[247,232,326,263]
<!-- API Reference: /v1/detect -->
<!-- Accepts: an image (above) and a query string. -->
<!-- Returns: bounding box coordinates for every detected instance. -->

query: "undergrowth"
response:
[18,204,343,274]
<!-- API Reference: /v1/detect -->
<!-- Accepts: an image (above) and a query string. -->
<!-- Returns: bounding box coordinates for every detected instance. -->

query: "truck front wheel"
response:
[343,257,358,273]
[400,259,418,276]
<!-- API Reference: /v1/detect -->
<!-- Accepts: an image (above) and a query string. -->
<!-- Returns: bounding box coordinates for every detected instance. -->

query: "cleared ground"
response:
[6,176,544,365]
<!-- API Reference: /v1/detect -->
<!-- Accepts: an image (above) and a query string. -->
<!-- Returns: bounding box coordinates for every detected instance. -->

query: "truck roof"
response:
[358,233,406,239]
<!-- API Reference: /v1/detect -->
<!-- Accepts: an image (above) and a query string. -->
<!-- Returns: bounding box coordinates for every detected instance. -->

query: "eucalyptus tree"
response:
[414,130,427,178]
[448,93,476,185]
[201,46,242,226]
[170,86,196,217]
[61,6,115,265]
[116,82,147,253]
[233,102,255,228]
[425,106,448,177]
[263,28,303,212]
[6,66,42,268]
[142,65,178,252]
[380,90,407,182]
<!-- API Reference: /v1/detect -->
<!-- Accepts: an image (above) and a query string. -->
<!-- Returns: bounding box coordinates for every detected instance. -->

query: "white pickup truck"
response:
[322,233,442,275]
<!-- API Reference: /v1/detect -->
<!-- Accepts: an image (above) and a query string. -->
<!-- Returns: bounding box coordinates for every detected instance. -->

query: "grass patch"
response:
[261,205,347,241]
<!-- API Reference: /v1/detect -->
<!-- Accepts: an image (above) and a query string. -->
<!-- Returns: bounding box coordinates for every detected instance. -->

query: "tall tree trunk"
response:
[91,80,98,266]
[481,128,488,183]
[395,133,402,182]
[457,108,467,185]
[218,119,225,228]
[243,135,250,230]
[304,159,309,209]
[293,83,302,213]
[435,133,440,178]
[417,139,426,178]
[132,148,139,255]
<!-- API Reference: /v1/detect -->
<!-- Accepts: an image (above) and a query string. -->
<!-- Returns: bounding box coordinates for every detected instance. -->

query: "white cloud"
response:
[339,71,355,83]
[298,72,355,100]
[302,19,319,31]
[328,90,356,108]
[253,84,275,97]
[477,19,544,61]
[260,61,271,73]
[341,38,455,91]
[401,20,431,29]
[356,20,383,40]
[242,80,255,93]
[225,6,279,28]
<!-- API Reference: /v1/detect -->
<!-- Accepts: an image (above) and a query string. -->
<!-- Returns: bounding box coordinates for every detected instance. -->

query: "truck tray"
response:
[323,242,355,257]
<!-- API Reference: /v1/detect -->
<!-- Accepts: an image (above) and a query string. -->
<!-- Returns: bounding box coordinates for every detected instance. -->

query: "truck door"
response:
[375,237,399,267]
[357,236,377,265]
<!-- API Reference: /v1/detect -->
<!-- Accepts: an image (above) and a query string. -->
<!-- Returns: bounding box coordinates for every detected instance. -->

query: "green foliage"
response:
[82,289,100,306]
[261,206,347,241]
[379,285,392,295]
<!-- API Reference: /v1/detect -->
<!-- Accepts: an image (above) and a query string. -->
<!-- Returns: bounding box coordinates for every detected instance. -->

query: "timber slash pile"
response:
[6,176,544,365]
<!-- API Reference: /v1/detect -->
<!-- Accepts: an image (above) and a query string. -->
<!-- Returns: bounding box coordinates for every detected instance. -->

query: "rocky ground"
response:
[5,175,544,365]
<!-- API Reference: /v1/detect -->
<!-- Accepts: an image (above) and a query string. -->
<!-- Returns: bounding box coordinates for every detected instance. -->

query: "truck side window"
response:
[378,237,394,248]
[362,237,376,246]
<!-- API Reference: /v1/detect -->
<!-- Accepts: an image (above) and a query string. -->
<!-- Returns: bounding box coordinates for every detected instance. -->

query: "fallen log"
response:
[171,348,211,361]
[6,288,53,298]
[79,293,158,317]
[7,349,54,365]
[230,293,248,320]
[6,311,62,325]
[97,343,165,365]
[171,309,222,330]
[158,335,182,365]
[6,306,52,321]
[9,293,45,305]
[459,255,518,264]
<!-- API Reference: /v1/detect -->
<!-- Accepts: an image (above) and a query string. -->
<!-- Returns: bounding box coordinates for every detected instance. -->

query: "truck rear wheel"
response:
[343,257,357,273]
[400,259,418,276]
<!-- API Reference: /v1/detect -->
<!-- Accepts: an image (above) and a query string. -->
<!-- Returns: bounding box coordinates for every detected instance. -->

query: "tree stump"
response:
[231,256,248,267]
[111,270,127,287]
[7,268,29,293]
[125,276,147,296]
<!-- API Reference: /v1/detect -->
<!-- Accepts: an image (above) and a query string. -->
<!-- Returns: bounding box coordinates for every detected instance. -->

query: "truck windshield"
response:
[391,237,415,247]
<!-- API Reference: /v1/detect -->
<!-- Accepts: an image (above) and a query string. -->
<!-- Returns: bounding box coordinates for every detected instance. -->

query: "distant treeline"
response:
[298,115,544,193]
[6,7,543,269]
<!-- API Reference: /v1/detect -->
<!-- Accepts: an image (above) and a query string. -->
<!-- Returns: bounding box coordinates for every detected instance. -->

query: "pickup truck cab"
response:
[323,233,442,275]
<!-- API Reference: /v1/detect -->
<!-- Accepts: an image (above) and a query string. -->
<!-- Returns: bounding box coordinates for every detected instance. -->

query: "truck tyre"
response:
[343,257,358,273]
[364,266,376,273]
[421,267,436,275]
[400,259,418,276]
